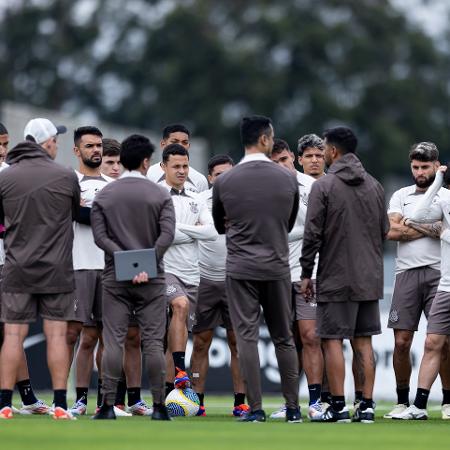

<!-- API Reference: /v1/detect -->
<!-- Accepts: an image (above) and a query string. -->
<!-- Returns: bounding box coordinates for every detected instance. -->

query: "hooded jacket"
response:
[0,141,80,293]
[300,152,389,302]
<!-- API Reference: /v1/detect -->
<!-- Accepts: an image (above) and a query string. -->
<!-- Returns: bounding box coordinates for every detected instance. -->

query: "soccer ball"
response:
[165,388,200,417]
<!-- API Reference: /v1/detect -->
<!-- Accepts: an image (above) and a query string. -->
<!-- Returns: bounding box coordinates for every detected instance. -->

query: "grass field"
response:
[2,395,450,450]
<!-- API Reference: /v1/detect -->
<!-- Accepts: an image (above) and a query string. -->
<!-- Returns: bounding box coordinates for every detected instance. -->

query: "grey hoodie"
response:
[300,153,389,302]
[0,141,80,293]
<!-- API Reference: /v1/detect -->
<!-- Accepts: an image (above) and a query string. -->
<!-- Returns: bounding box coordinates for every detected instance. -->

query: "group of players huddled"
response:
[0,116,449,423]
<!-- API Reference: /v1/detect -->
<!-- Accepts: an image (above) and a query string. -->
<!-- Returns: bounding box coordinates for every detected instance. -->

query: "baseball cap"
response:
[23,118,67,144]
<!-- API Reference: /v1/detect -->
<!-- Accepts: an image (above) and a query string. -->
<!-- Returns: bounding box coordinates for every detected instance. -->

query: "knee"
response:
[125,329,141,350]
[79,333,98,352]
[66,326,81,347]
[171,297,189,318]
[193,335,211,354]
[424,335,445,355]
[395,335,413,354]
[300,329,319,348]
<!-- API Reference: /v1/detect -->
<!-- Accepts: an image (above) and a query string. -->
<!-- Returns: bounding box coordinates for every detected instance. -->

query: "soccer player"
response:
[159,144,218,394]
[391,165,450,419]
[301,127,388,423]
[190,154,249,417]
[269,139,325,421]
[0,123,50,416]
[101,138,122,179]
[147,124,208,193]
[0,120,80,420]
[213,116,301,423]
[298,134,326,179]
[384,142,450,418]
[91,134,175,420]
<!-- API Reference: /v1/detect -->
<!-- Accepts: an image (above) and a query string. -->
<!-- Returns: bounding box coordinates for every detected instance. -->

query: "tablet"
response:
[114,248,157,281]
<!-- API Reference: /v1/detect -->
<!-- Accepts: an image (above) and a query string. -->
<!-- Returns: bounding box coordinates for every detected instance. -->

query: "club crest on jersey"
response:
[389,309,399,323]
[189,201,199,214]
[166,285,177,295]
[300,193,309,207]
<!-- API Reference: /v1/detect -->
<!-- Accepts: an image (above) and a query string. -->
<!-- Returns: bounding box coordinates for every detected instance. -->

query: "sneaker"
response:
[308,401,325,421]
[286,406,302,423]
[353,398,361,413]
[92,404,116,420]
[0,406,13,419]
[269,404,286,419]
[442,404,450,420]
[114,405,132,417]
[232,404,250,417]
[383,403,408,419]
[69,400,87,416]
[239,409,266,422]
[19,399,51,415]
[196,405,206,416]
[128,400,153,416]
[52,406,77,420]
[352,406,375,423]
[391,404,428,420]
[320,405,351,423]
[174,367,191,389]
[152,404,171,421]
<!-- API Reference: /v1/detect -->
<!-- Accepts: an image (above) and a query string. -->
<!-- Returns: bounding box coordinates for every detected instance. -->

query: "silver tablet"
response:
[114,248,157,282]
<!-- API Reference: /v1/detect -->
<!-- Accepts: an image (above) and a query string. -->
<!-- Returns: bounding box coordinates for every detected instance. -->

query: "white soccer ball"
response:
[165,388,200,417]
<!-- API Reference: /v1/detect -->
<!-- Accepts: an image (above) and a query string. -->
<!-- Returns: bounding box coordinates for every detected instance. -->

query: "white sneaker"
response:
[19,399,51,415]
[128,400,153,416]
[391,404,427,420]
[441,404,450,420]
[383,403,408,419]
[114,405,132,417]
[269,404,286,419]
[69,400,87,416]
[308,401,325,421]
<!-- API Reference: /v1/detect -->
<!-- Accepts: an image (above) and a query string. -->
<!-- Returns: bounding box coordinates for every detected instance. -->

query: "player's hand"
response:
[438,165,447,173]
[300,278,314,302]
[132,272,149,284]
[80,198,87,207]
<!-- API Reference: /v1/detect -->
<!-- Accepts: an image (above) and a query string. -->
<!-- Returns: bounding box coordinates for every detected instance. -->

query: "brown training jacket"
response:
[300,153,389,303]
[0,141,80,293]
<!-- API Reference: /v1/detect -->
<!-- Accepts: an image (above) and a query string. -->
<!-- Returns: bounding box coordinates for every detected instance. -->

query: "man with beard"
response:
[385,142,450,418]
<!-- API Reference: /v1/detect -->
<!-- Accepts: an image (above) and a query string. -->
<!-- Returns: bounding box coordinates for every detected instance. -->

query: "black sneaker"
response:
[286,407,302,423]
[151,404,172,421]
[92,404,116,420]
[320,405,351,423]
[352,406,375,423]
[239,409,266,422]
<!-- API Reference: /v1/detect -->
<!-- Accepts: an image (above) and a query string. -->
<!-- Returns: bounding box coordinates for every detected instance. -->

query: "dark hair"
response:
[297,133,324,156]
[74,126,103,146]
[444,166,450,187]
[102,138,121,157]
[272,138,291,156]
[240,115,272,148]
[0,123,8,135]
[162,123,190,140]
[162,143,189,163]
[409,142,439,162]
[323,127,357,154]
[120,134,155,170]
[207,154,235,175]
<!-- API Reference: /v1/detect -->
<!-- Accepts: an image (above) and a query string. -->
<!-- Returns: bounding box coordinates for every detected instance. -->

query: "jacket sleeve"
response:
[212,181,226,235]
[300,181,326,279]
[91,200,123,255]
[154,195,176,262]
[74,206,91,225]
[71,173,81,221]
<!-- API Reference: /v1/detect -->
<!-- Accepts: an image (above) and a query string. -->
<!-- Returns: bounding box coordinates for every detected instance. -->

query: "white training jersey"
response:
[72,170,113,271]
[0,162,8,266]
[409,172,450,291]
[388,184,442,273]
[290,171,317,281]
[197,188,227,282]
[161,181,218,286]
[147,162,208,194]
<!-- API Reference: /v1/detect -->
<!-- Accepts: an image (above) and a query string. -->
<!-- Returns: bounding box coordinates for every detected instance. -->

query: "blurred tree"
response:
[0,0,449,179]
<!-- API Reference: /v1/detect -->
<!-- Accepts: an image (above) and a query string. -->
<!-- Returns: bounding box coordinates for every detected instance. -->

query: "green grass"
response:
[2,395,450,450]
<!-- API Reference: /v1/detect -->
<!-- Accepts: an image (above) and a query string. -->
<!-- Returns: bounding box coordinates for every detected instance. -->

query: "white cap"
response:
[23,118,67,144]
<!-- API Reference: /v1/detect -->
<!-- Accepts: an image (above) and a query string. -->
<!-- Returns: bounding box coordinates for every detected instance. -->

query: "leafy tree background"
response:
[0,0,449,180]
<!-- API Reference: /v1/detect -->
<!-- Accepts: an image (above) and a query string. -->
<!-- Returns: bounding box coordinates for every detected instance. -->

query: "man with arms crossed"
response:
[190,154,249,417]
[160,144,218,395]
[148,124,208,193]
[385,142,450,418]
[392,164,450,419]
[0,119,80,420]
[91,134,175,420]
[213,116,300,423]
[301,126,389,423]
